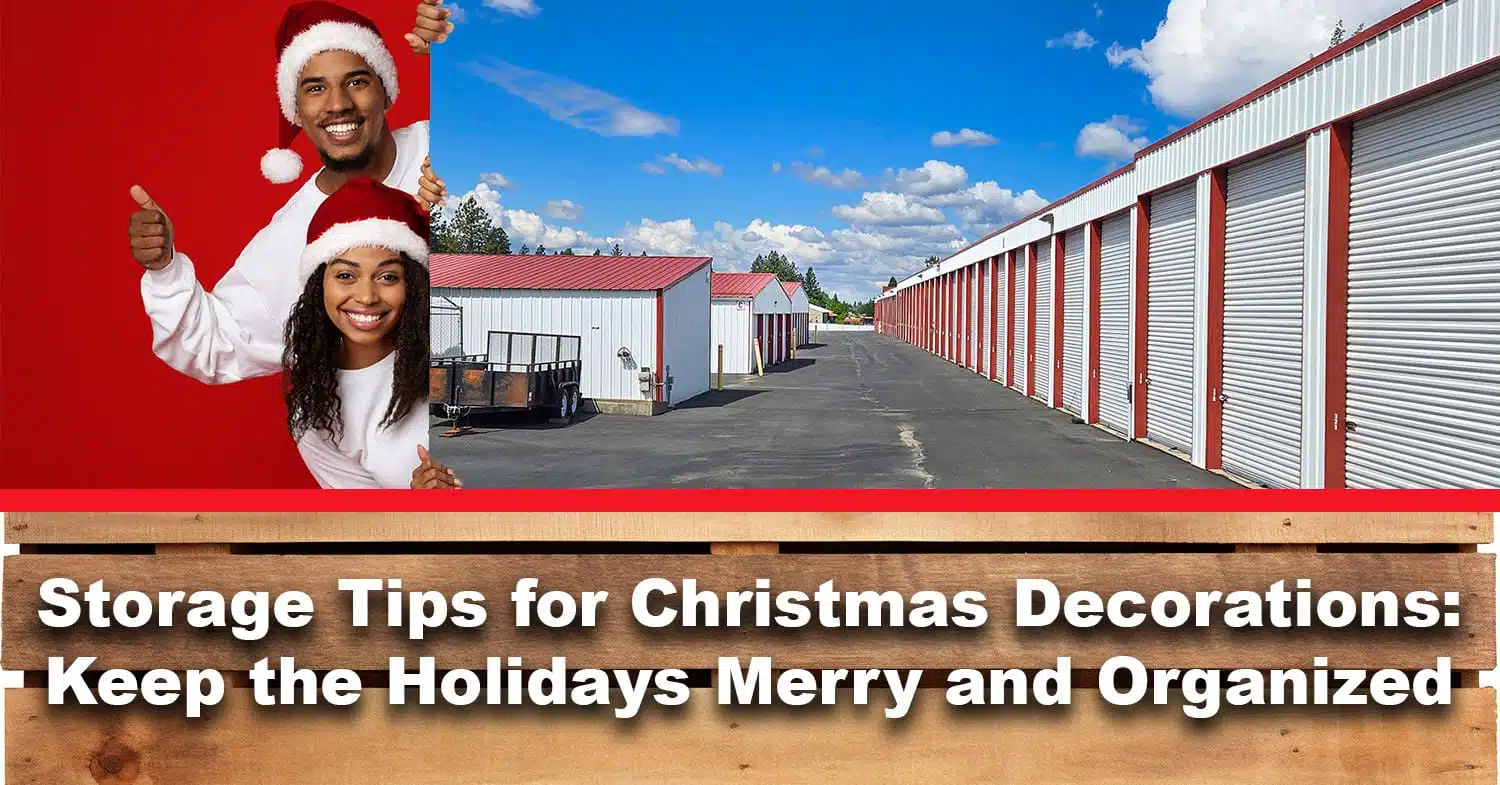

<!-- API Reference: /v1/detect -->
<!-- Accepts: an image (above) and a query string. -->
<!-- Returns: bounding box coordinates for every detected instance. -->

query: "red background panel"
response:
[0,0,430,488]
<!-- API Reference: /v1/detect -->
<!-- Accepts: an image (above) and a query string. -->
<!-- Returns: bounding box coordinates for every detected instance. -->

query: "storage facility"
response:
[431,254,713,414]
[783,281,811,347]
[711,272,793,374]
[876,0,1500,489]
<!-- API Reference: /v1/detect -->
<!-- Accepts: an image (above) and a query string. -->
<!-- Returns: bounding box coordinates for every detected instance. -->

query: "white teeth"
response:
[326,122,358,134]
[347,312,382,325]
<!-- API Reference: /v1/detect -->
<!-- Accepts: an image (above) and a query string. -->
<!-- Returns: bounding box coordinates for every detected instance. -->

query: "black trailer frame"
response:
[430,330,583,428]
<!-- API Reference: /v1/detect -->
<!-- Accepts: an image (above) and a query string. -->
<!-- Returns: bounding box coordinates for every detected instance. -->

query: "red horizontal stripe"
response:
[0,490,1496,513]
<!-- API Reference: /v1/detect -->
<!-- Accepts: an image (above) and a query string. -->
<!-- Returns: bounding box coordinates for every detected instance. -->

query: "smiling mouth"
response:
[321,119,364,143]
[342,310,388,331]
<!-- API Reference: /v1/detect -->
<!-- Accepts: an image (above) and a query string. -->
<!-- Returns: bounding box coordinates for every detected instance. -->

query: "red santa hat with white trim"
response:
[261,1,401,184]
[300,177,429,284]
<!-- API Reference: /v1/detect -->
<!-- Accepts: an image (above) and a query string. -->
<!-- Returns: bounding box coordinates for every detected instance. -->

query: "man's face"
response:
[294,50,390,172]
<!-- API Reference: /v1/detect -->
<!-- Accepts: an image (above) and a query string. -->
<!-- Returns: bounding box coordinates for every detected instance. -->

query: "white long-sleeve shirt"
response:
[140,121,430,385]
[296,351,430,489]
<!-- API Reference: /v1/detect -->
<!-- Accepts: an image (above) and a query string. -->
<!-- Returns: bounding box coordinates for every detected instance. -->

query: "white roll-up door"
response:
[1034,241,1054,403]
[1222,144,1306,488]
[1011,255,1027,390]
[1145,182,1197,455]
[1062,227,1086,415]
[980,262,991,377]
[1098,213,1132,437]
[1346,71,1500,488]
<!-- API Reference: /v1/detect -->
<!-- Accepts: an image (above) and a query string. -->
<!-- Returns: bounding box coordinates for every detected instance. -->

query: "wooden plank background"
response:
[6,553,1492,670]
[7,688,1492,785]
[6,511,1491,544]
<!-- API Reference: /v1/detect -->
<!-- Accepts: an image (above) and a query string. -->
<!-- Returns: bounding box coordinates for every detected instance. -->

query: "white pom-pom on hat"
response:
[261,148,305,184]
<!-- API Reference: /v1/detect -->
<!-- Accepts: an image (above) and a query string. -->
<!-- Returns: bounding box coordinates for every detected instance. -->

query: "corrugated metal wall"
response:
[1011,255,1027,391]
[663,267,711,405]
[436,287,656,402]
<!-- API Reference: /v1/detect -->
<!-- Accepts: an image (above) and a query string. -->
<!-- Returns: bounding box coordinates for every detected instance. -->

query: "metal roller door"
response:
[1346,71,1500,488]
[1145,182,1197,455]
[980,263,991,377]
[1098,213,1132,436]
[1223,144,1306,488]
[993,259,1006,381]
[1011,255,1027,390]
[1034,241,1054,403]
[1062,227,1086,415]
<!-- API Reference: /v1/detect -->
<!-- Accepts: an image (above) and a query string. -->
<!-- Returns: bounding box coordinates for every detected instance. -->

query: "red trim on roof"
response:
[917,0,1448,277]
[781,281,804,297]
[712,272,778,298]
[1133,0,1446,158]
[431,254,711,291]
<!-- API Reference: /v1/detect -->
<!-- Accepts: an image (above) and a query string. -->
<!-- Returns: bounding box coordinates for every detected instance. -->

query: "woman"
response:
[281,176,460,489]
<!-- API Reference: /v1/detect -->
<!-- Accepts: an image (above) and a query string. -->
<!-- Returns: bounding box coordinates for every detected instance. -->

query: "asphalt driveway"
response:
[432,331,1238,489]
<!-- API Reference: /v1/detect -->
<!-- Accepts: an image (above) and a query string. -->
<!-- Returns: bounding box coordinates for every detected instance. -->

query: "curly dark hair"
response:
[282,255,430,447]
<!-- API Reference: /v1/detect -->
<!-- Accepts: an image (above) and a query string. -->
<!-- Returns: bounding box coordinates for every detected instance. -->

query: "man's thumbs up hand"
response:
[128,185,175,271]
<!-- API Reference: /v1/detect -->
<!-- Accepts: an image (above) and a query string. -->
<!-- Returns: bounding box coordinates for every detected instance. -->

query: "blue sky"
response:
[432,0,1398,301]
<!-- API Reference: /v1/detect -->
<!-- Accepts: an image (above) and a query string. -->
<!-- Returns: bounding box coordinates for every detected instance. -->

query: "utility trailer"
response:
[430,330,583,430]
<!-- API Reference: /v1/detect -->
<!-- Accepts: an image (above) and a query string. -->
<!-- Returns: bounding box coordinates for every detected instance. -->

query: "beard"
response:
[318,142,377,173]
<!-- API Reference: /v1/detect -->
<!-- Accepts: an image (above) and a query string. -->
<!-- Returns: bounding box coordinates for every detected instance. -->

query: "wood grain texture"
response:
[5,511,1491,544]
[6,553,1491,670]
[6,688,1492,785]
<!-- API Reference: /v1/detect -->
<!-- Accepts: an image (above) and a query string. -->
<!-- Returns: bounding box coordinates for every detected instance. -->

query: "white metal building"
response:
[711,272,793,374]
[783,281,811,347]
[432,254,713,411]
[877,0,1500,488]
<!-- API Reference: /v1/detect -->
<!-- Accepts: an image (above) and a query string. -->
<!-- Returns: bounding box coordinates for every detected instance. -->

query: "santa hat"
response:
[261,1,401,184]
[300,178,429,284]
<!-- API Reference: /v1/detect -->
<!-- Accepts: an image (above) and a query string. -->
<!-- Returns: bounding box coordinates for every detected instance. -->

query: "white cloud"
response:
[464,59,679,137]
[914,181,1050,237]
[1075,115,1151,161]
[544,199,583,220]
[655,153,724,177]
[808,146,825,158]
[483,0,540,17]
[447,2,468,23]
[790,162,868,189]
[1106,0,1405,117]
[1094,2,1103,17]
[771,161,783,173]
[641,162,667,175]
[884,160,968,196]
[832,192,949,226]
[931,128,998,148]
[1047,30,1098,49]
[479,172,511,189]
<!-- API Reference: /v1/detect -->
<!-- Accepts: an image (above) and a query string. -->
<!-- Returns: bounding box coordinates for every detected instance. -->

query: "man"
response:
[127,0,452,385]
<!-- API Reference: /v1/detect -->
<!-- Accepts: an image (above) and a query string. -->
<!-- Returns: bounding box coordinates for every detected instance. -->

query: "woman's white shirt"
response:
[295,352,427,489]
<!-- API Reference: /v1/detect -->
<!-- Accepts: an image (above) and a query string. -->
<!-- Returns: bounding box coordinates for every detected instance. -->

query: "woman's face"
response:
[322,246,407,349]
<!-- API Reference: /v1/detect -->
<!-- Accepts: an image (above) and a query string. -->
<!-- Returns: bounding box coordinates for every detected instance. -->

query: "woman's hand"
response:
[405,0,454,55]
[411,444,462,489]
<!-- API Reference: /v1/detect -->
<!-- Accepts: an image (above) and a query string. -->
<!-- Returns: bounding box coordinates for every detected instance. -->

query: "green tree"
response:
[440,197,510,254]
[802,267,828,306]
[535,244,547,255]
[1329,19,1346,47]
[924,255,941,267]
[886,276,898,289]
[520,243,531,254]
[751,251,802,282]
[593,248,603,256]
[612,243,624,256]
[560,248,576,256]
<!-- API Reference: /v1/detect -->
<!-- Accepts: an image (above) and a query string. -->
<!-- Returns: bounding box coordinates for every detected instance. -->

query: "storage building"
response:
[711,272,793,374]
[876,0,1500,488]
[431,254,713,414]
[783,281,811,347]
